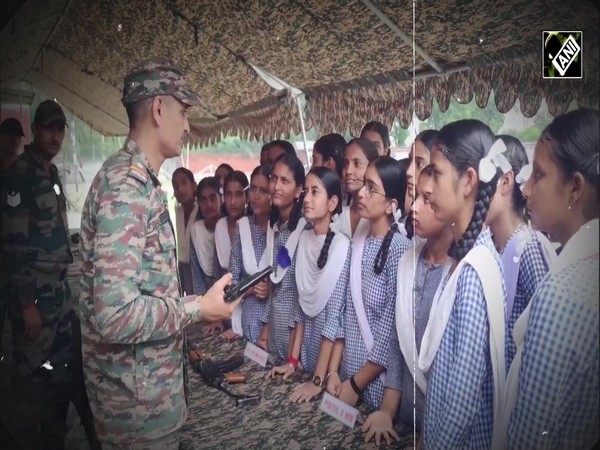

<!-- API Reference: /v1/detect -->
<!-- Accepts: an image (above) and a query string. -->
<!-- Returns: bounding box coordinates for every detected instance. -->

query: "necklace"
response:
[498,222,526,254]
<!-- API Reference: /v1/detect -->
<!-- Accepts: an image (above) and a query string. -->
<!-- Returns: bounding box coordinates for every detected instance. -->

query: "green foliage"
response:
[419,92,505,133]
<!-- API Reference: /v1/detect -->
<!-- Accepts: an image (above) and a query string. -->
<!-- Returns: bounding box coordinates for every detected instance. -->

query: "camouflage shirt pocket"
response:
[34,189,59,238]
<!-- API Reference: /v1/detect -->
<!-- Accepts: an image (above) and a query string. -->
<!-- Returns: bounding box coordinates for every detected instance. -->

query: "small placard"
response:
[319,392,359,429]
[243,342,269,367]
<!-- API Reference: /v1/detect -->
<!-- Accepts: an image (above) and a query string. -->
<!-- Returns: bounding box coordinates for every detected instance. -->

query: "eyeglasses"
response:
[249,186,270,196]
[361,179,386,199]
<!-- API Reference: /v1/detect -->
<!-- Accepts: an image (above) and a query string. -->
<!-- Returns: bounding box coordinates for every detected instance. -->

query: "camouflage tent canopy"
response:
[1,0,598,146]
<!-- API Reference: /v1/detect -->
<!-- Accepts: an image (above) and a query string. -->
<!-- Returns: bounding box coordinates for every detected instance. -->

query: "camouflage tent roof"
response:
[2,0,598,145]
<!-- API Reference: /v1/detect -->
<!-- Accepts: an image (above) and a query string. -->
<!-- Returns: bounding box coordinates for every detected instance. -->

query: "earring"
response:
[568,205,571,211]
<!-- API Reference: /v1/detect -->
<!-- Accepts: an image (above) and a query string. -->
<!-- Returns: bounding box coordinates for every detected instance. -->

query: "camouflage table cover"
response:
[181,326,414,450]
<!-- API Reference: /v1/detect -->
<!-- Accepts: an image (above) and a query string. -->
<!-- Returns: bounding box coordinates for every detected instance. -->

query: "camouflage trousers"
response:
[5,278,74,450]
[101,431,180,450]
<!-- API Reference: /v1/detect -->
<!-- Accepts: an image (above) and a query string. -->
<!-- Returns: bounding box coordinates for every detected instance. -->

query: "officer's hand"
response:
[23,306,42,340]
[199,273,242,323]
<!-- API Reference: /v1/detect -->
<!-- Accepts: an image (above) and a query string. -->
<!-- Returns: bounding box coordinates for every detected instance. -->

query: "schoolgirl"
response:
[501,109,599,450]
[328,156,412,411]
[333,138,379,239]
[259,153,307,360]
[362,165,453,447]
[228,165,272,343]
[484,134,555,368]
[360,121,391,157]
[420,120,507,449]
[190,176,222,296]
[171,167,198,295]
[266,168,351,402]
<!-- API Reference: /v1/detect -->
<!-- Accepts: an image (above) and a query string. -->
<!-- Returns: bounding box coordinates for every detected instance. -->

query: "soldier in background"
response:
[78,57,241,449]
[0,101,75,449]
[0,117,26,364]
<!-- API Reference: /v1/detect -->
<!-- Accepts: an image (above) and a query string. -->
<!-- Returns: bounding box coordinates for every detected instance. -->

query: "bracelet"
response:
[349,376,362,396]
[287,355,299,369]
[323,372,336,385]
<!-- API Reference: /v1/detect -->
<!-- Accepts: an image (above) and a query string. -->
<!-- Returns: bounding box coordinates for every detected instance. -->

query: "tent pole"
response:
[295,96,310,168]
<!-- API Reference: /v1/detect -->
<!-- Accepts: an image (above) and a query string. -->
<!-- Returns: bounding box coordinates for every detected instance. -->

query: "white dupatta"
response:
[296,229,350,318]
[350,225,386,384]
[231,217,269,336]
[332,205,369,240]
[174,203,197,263]
[266,218,307,284]
[190,220,214,277]
[418,240,506,432]
[492,221,596,449]
[396,243,451,394]
[214,217,232,270]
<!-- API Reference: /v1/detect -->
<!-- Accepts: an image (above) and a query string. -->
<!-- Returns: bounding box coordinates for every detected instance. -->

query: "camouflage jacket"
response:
[0,146,72,307]
[78,139,202,445]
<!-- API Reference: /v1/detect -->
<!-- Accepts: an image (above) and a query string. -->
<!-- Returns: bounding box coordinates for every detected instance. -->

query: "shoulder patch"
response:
[127,163,149,184]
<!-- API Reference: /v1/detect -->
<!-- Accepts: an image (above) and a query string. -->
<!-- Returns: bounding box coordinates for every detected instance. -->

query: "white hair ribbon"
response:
[478,139,512,183]
[515,163,532,192]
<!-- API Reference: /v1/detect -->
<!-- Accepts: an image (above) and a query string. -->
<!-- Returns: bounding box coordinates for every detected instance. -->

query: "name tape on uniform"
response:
[243,342,269,367]
[319,392,359,429]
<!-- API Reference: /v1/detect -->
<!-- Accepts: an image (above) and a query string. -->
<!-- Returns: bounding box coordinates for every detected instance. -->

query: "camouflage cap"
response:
[33,100,67,127]
[122,57,201,107]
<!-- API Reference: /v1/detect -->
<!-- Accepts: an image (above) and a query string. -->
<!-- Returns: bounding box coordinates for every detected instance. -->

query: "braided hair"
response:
[269,153,306,231]
[195,176,221,221]
[313,133,347,178]
[368,156,407,274]
[437,120,499,261]
[223,170,250,218]
[540,108,600,218]
[496,135,529,217]
[307,167,344,269]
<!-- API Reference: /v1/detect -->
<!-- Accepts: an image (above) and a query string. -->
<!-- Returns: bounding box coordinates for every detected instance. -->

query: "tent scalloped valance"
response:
[307,56,599,134]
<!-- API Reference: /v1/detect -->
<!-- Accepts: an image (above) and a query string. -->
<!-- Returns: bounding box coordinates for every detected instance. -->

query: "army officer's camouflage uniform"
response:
[78,58,203,448]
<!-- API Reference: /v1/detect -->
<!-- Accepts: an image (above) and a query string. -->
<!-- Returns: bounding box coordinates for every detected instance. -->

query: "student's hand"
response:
[220,329,240,341]
[202,321,224,334]
[289,381,322,403]
[265,363,295,380]
[23,306,42,340]
[326,372,341,396]
[254,280,269,299]
[362,410,399,446]
[199,273,242,323]
[336,379,359,406]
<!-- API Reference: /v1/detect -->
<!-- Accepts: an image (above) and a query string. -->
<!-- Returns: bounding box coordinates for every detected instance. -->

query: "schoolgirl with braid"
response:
[484,135,555,368]
[228,165,272,344]
[258,153,308,361]
[333,138,379,239]
[327,156,412,411]
[267,168,352,402]
[420,120,507,450]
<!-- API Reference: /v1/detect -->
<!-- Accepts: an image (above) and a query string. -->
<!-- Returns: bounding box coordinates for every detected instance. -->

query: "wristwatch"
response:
[312,375,323,387]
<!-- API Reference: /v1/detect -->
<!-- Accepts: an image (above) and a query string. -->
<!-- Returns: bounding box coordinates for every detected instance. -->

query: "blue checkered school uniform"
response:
[504,228,550,367]
[299,246,351,374]
[507,258,599,449]
[260,221,306,361]
[229,215,268,343]
[423,229,505,450]
[190,243,214,296]
[386,250,444,431]
[340,232,411,411]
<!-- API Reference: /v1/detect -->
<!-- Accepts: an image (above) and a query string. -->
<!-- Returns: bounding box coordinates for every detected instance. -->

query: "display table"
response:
[181,326,414,450]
